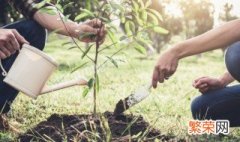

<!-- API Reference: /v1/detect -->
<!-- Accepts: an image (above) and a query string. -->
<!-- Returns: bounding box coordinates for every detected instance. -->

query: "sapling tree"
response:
[40,0,168,115]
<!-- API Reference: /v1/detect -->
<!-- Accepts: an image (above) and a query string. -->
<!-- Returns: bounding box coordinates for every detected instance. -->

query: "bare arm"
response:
[152,19,240,88]
[33,6,105,42]
[219,72,235,86]
[175,19,240,59]
[33,6,79,38]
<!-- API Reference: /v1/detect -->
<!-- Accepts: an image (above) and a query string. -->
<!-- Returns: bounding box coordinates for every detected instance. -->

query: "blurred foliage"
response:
[220,3,238,22]
[0,0,239,54]
[180,0,214,38]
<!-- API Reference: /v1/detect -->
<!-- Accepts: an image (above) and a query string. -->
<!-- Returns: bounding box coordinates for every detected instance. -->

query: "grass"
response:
[1,34,240,141]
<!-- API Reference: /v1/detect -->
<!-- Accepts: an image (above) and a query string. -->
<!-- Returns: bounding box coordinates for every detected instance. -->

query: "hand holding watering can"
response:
[0,44,87,99]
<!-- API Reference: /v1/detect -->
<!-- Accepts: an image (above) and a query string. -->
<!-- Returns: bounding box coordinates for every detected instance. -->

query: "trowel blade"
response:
[114,86,150,115]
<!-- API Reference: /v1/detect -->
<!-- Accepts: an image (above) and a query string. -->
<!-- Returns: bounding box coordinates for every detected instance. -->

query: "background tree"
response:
[180,0,214,38]
[220,3,238,22]
[148,0,183,53]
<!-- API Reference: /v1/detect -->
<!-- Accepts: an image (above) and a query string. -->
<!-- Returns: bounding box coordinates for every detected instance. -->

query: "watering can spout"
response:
[40,78,88,95]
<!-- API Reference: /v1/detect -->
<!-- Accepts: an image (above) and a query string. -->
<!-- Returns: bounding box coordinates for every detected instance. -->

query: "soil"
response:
[18,112,185,142]
[114,99,130,115]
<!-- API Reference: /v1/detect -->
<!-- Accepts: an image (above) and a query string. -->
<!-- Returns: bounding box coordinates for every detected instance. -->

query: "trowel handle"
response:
[40,78,88,95]
[0,59,7,76]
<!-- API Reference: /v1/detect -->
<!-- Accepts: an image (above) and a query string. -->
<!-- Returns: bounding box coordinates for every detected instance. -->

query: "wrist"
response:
[67,22,79,38]
[219,78,228,87]
[170,43,185,60]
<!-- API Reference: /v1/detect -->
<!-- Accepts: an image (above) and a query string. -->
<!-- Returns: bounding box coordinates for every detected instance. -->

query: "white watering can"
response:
[0,44,88,99]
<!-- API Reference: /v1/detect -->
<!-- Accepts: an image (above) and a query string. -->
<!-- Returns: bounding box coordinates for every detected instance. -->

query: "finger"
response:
[85,26,98,34]
[197,83,208,89]
[12,30,29,44]
[0,49,8,59]
[152,67,159,88]
[101,30,107,43]
[194,76,207,84]
[100,24,106,37]
[6,42,15,54]
[99,37,105,45]
[200,87,209,93]
[194,78,209,88]
[158,68,165,83]
[0,46,11,57]
[164,72,171,80]
[9,35,20,50]
[89,18,102,27]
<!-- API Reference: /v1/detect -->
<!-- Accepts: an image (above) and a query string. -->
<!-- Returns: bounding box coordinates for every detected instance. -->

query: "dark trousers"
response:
[0,20,46,113]
[191,42,240,127]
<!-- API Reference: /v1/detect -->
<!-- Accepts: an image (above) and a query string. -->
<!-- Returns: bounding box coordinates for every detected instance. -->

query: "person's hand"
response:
[0,29,29,59]
[152,48,179,88]
[74,19,106,43]
[193,76,225,93]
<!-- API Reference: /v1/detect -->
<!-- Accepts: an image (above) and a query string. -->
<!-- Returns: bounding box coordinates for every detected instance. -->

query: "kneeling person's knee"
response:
[225,41,240,82]
[191,95,209,120]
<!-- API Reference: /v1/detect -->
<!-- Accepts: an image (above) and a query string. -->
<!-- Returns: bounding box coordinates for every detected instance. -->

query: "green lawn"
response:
[1,34,240,141]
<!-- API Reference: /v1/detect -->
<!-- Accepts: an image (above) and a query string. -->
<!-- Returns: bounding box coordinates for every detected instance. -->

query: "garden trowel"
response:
[114,84,152,115]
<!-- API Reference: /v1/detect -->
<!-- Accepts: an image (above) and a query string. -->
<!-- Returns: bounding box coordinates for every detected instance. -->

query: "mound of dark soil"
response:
[18,112,184,142]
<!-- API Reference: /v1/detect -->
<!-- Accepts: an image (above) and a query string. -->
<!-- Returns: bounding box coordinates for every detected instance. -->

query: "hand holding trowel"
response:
[114,83,152,115]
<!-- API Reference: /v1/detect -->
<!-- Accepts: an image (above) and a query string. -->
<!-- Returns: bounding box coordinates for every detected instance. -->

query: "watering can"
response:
[0,44,88,99]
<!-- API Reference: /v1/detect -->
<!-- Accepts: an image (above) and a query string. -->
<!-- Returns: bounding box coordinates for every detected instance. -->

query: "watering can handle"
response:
[0,59,7,77]
[0,50,21,77]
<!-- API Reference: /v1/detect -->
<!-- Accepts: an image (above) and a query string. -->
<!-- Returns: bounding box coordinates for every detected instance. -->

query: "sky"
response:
[163,0,239,26]
[212,0,240,26]
[212,0,240,16]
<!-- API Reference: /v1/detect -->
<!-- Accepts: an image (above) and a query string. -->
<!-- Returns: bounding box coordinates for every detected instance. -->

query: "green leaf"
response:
[67,46,77,50]
[136,37,152,46]
[138,0,145,8]
[134,14,144,26]
[106,56,118,68]
[132,1,139,11]
[63,2,74,9]
[82,88,90,97]
[75,13,89,21]
[141,10,148,21]
[153,27,169,34]
[107,30,117,44]
[125,21,135,36]
[80,8,95,18]
[71,62,88,73]
[99,16,110,23]
[120,13,126,23]
[110,1,124,12]
[145,0,152,8]
[125,21,132,36]
[102,3,112,11]
[63,14,71,22]
[62,41,73,46]
[148,12,159,25]
[148,9,163,21]
[88,78,95,89]
[34,1,47,9]
[55,4,63,12]
[134,42,147,54]
[120,35,128,41]
[81,44,94,59]
[39,7,57,15]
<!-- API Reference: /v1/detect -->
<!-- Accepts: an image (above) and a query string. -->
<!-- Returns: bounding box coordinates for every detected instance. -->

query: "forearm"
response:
[219,72,235,87]
[33,6,78,38]
[173,19,240,59]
